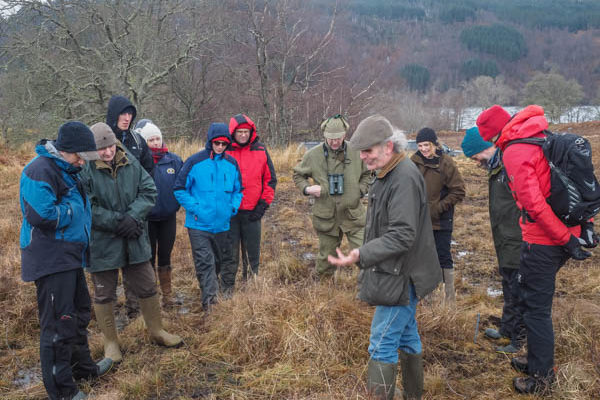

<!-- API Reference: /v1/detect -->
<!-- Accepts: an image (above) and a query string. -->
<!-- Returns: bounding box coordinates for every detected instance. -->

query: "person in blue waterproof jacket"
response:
[134,119,183,308]
[19,121,113,400]
[173,123,243,311]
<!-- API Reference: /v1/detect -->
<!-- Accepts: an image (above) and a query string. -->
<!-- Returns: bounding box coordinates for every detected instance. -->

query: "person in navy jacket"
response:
[19,122,112,400]
[134,119,183,308]
[174,123,243,311]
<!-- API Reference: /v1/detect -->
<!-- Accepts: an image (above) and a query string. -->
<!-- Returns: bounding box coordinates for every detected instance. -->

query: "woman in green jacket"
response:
[81,123,181,364]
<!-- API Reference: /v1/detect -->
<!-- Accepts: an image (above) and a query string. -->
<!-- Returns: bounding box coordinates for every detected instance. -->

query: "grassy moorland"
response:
[1,123,600,399]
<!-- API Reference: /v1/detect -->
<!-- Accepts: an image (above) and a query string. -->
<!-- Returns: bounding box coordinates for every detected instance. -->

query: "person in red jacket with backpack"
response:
[477,104,592,395]
[224,114,277,294]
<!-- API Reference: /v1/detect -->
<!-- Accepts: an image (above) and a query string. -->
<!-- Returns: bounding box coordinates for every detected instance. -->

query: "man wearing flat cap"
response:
[329,114,441,400]
[19,121,112,400]
[293,114,371,280]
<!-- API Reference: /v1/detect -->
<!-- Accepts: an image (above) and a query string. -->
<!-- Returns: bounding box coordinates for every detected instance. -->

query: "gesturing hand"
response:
[327,248,360,267]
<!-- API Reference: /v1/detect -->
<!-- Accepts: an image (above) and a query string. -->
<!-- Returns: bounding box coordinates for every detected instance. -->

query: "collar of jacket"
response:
[95,144,129,176]
[377,152,405,179]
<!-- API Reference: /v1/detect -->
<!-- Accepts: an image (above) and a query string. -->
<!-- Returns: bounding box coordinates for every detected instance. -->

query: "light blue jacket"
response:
[174,123,243,233]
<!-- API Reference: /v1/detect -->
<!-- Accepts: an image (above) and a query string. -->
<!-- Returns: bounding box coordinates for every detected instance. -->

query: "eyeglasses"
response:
[213,141,228,147]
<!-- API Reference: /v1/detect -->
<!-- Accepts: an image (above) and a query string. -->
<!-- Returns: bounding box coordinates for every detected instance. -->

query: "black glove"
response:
[565,235,591,261]
[127,220,143,239]
[248,200,268,222]
[578,221,599,248]
[115,214,139,238]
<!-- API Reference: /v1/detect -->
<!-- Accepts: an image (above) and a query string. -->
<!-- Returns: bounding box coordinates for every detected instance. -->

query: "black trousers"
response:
[35,268,97,400]
[518,242,569,380]
[224,212,262,289]
[148,214,177,268]
[433,229,453,269]
[499,267,526,347]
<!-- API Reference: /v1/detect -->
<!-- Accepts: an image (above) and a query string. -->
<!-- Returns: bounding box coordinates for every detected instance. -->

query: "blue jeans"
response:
[368,284,422,364]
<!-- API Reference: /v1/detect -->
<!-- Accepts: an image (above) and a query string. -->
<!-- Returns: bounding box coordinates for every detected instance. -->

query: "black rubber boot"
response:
[367,359,397,400]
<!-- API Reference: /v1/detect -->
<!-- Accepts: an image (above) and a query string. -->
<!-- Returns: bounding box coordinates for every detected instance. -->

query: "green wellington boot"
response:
[367,359,397,400]
[399,350,424,400]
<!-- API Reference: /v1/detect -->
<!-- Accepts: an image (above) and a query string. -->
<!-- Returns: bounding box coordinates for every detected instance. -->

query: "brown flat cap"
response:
[348,114,393,150]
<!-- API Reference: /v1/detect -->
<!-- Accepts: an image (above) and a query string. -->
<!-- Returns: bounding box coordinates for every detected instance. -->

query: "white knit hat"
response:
[134,119,162,142]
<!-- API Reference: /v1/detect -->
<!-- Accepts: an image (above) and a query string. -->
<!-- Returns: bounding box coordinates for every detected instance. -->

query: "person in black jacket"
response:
[105,95,155,317]
[106,95,154,175]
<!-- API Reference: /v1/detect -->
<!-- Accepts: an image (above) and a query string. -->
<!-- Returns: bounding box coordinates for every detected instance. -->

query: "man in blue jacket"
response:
[174,123,243,311]
[20,122,112,400]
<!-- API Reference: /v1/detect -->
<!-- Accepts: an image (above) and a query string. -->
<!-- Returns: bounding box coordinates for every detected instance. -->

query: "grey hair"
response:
[389,128,408,153]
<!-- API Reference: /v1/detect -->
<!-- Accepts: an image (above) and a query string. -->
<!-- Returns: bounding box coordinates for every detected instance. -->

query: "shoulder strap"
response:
[503,136,546,150]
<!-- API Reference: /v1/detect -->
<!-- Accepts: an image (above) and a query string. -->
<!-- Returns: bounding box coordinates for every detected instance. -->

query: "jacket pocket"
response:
[359,266,407,306]
[311,200,335,232]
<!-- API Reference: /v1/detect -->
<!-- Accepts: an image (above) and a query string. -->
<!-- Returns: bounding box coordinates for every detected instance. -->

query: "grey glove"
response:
[578,221,599,249]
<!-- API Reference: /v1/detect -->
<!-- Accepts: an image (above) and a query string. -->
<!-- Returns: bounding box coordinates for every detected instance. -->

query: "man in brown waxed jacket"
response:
[329,114,442,400]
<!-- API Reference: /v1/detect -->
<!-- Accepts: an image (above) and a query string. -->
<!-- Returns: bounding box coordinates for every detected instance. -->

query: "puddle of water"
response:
[301,252,315,261]
[451,240,458,246]
[288,239,299,245]
[487,287,503,298]
[13,367,41,388]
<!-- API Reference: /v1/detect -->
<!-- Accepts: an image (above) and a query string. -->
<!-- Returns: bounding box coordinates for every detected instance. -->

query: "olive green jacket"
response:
[410,151,465,230]
[293,141,371,234]
[80,145,157,272]
[489,155,522,270]
[359,154,442,306]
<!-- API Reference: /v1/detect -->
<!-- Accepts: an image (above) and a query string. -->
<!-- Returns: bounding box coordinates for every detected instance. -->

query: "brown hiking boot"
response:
[157,266,174,308]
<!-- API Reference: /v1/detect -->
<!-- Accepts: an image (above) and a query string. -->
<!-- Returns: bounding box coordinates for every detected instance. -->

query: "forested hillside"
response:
[0,0,599,144]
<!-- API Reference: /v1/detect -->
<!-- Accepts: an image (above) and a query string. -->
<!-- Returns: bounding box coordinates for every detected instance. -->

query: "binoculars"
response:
[328,174,344,195]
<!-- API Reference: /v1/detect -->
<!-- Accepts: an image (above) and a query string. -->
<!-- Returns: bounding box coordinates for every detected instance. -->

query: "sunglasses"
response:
[213,141,229,147]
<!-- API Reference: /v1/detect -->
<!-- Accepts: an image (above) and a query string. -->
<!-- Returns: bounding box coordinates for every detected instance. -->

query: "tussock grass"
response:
[2,127,600,399]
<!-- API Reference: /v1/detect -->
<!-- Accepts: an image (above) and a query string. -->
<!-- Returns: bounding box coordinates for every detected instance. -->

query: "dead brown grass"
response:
[1,130,600,399]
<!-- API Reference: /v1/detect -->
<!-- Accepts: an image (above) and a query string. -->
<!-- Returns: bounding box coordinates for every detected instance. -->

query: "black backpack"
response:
[504,130,600,227]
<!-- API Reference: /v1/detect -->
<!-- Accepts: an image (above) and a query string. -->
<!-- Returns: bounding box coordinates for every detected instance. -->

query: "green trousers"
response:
[316,227,364,277]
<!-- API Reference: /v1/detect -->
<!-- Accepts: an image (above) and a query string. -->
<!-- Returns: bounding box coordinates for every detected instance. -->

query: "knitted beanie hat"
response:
[55,121,100,161]
[90,122,118,150]
[134,119,162,142]
[461,127,493,157]
[476,105,511,141]
[416,127,438,144]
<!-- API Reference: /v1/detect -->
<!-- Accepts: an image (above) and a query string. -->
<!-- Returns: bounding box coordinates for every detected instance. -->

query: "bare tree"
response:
[0,0,206,128]
[231,0,339,145]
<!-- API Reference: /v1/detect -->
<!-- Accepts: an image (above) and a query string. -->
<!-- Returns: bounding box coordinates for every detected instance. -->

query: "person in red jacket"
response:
[477,104,592,395]
[224,114,277,294]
